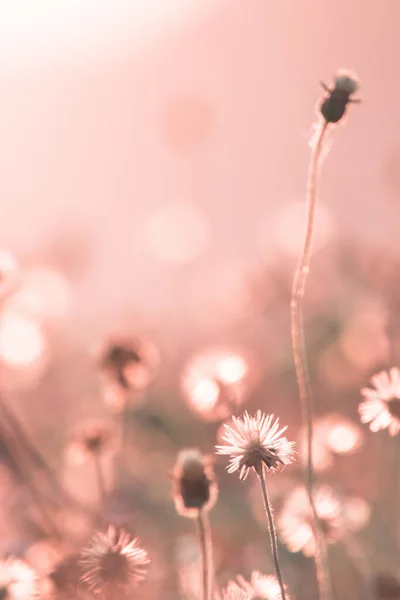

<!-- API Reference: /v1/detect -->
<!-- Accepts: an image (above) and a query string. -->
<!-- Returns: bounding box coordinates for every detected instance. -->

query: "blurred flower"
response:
[326,417,363,455]
[67,420,118,466]
[374,572,400,599]
[298,414,363,472]
[237,570,289,599]
[182,348,252,421]
[80,526,149,594]
[216,411,295,480]
[0,558,39,600]
[172,448,218,518]
[278,486,370,556]
[359,368,400,435]
[98,337,158,403]
[217,581,250,600]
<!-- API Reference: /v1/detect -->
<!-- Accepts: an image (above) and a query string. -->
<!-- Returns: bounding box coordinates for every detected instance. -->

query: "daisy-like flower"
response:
[359,368,400,436]
[217,581,251,600]
[0,558,39,600]
[237,570,289,599]
[216,411,295,480]
[80,526,150,595]
[172,448,218,518]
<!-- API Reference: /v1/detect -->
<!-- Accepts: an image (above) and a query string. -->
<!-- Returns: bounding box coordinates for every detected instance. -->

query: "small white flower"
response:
[80,526,149,594]
[359,368,400,436]
[0,558,38,600]
[238,570,288,599]
[216,411,295,480]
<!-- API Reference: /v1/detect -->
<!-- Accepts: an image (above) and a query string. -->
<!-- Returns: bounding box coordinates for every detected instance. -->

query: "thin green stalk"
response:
[256,464,287,600]
[290,119,332,600]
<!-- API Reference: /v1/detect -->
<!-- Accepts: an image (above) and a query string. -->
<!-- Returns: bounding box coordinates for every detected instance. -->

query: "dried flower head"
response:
[319,69,360,123]
[80,526,149,596]
[67,419,118,465]
[0,558,39,600]
[216,411,295,480]
[98,337,158,396]
[238,570,289,599]
[172,448,218,518]
[359,368,400,436]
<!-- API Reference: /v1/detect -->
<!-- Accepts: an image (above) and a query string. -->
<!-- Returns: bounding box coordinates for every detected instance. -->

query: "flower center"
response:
[388,398,400,420]
[0,587,9,600]
[100,552,130,586]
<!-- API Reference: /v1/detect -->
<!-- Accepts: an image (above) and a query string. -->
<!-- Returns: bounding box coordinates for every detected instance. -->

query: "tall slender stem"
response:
[196,510,213,600]
[256,464,287,600]
[93,454,107,515]
[290,120,332,600]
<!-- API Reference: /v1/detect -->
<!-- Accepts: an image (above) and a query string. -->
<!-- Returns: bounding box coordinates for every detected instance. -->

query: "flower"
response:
[217,582,251,600]
[97,337,158,396]
[237,571,289,599]
[172,449,218,518]
[217,572,288,600]
[216,411,295,480]
[359,368,400,436]
[80,526,149,595]
[278,486,370,557]
[334,70,359,94]
[298,414,363,473]
[0,558,39,600]
[66,419,118,465]
[319,69,360,123]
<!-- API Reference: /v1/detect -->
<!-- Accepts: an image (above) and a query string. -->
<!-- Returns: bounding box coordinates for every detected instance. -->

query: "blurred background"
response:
[0,1,399,599]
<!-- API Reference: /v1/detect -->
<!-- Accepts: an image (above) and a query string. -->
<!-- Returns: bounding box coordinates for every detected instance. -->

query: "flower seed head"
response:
[319,69,360,123]
[172,448,218,518]
[216,411,295,480]
[334,70,359,94]
[80,526,149,596]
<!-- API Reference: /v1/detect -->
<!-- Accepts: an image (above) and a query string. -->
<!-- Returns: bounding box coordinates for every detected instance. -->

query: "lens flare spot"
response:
[327,421,363,454]
[182,348,252,420]
[215,354,248,385]
[7,266,73,319]
[191,378,220,411]
[0,313,46,367]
